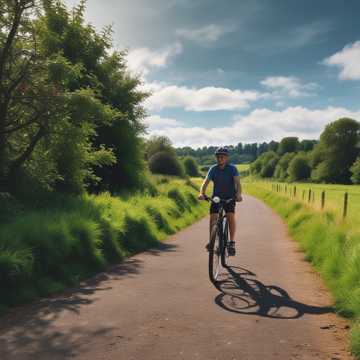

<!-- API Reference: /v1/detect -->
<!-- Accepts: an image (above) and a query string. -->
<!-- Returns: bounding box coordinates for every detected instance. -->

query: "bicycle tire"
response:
[208,224,222,283]
[221,218,229,267]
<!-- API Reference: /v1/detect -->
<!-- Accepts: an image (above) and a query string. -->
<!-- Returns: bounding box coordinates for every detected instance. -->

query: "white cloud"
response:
[176,24,234,44]
[126,42,182,75]
[143,115,181,130]
[147,106,360,147]
[261,76,318,98]
[323,41,360,80]
[143,82,261,111]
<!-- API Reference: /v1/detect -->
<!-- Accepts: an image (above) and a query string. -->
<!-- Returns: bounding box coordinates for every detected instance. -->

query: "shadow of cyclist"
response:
[214,265,333,319]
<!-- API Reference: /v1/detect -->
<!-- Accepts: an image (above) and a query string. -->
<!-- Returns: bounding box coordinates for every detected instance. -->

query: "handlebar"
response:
[202,195,234,204]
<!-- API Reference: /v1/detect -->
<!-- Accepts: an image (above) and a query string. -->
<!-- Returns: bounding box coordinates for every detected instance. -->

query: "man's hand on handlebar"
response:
[198,193,207,200]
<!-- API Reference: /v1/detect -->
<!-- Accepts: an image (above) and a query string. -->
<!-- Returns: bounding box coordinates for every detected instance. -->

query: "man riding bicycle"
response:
[198,147,242,256]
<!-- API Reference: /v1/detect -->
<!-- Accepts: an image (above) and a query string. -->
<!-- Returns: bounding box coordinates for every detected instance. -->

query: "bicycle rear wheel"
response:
[221,218,229,267]
[208,224,222,283]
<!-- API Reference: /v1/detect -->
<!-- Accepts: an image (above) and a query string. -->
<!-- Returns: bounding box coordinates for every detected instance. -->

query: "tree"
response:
[274,152,296,180]
[277,137,300,155]
[39,1,148,193]
[0,0,149,197]
[0,0,60,189]
[183,157,200,177]
[149,151,184,177]
[250,151,279,178]
[145,136,175,160]
[267,140,279,152]
[350,157,360,184]
[288,153,311,182]
[300,139,317,152]
[312,118,360,183]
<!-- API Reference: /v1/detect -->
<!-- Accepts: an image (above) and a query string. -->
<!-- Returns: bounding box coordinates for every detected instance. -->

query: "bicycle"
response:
[203,195,234,284]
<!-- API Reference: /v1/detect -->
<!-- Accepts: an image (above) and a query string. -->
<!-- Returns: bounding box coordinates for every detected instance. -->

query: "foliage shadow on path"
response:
[214,265,334,319]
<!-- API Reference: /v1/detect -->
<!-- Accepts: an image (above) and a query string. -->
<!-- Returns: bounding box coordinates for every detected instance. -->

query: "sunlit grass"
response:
[244,183,360,358]
[235,164,250,172]
[246,180,360,227]
[0,176,208,310]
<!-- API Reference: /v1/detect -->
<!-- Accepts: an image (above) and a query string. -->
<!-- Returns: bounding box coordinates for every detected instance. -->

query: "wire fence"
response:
[259,182,360,222]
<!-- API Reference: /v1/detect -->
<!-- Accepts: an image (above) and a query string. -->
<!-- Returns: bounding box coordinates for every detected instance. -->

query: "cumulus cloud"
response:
[323,41,360,80]
[176,24,235,44]
[147,106,360,147]
[143,115,181,130]
[126,42,182,75]
[143,82,261,111]
[261,76,319,98]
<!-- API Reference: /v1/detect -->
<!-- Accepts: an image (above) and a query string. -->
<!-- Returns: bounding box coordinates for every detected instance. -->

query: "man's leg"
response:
[226,212,236,242]
[226,211,236,256]
[206,210,218,250]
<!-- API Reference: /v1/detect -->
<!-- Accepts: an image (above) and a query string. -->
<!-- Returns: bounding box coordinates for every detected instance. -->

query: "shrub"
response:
[145,136,175,159]
[149,151,184,176]
[274,152,296,180]
[0,193,23,222]
[183,156,200,177]
[168,188,188,211]
[288,153,311,182]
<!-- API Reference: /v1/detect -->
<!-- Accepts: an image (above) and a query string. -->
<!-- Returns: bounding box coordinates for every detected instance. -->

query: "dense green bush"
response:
[288,153,311,182]
[250,151,279,178]
[183,156,200,177]
[149,151,184,177]
[274,152,296,180]
[145,136,176,160]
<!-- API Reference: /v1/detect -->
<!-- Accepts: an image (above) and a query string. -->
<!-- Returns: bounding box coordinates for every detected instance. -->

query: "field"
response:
[236,164,250,172]
[247,180,360,227]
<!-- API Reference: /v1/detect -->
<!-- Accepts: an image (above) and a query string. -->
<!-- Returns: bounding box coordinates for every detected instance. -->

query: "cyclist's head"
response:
[214,147,229,165]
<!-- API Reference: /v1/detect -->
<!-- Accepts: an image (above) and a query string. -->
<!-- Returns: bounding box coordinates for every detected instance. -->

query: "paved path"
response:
[0,196,353,359]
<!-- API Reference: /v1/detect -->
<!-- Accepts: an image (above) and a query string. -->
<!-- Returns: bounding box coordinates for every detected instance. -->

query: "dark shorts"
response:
[210,200,236,214]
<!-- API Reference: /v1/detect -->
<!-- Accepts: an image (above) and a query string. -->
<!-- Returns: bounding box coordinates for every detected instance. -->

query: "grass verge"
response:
[0,176,206,312]
[245,183,360,358]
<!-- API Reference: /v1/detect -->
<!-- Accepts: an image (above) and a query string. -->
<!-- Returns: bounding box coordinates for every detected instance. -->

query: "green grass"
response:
[250,180,360,226]
[0,175,207,311]
[244,182,360,358]
[235,164,250,172]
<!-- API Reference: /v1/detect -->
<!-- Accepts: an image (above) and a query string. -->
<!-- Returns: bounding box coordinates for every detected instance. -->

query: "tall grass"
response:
[245,183,360,358]
[0,176,207,311]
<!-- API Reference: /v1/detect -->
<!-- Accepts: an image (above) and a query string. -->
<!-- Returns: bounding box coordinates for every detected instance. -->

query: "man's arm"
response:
[234,175,242,202]
[198,177,210,199]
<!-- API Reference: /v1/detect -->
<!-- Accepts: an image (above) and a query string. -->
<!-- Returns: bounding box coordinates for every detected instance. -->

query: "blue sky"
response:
[66,0,360,147]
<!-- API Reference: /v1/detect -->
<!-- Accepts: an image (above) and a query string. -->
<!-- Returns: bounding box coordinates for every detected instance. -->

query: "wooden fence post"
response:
[321,191,325,210]
[294,186,297,198]
[308,189,311,203]
[302,190,305,200]
[343,192,348,219]
[312,191,315,203]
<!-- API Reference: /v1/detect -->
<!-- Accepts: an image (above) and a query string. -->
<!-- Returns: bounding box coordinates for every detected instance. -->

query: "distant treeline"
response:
[250,118,360,184]
[176,139,318,165]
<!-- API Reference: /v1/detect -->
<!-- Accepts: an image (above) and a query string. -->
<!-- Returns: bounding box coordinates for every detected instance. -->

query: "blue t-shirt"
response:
[206,164,239,199]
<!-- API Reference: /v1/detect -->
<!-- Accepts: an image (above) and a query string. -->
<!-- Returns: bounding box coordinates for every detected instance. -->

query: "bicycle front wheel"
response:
[208,224,222,283]
[221,218,229,267]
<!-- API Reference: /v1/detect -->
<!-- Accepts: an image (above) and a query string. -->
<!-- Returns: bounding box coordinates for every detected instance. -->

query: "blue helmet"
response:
[214,147,229,156]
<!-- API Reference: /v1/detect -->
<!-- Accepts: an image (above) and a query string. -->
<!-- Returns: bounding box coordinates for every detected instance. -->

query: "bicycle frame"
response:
[205,196,233,283]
